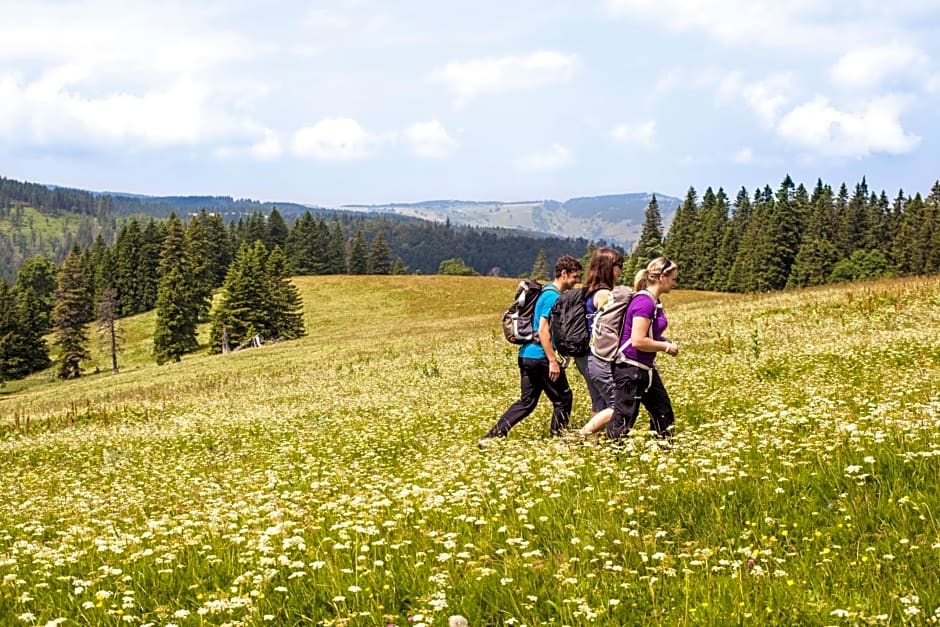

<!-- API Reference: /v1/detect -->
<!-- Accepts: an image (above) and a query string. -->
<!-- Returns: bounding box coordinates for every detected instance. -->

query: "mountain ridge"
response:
[340,192,680,247]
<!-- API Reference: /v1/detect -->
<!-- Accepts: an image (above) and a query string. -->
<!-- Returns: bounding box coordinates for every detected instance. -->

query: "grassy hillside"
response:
[1,275,938,625]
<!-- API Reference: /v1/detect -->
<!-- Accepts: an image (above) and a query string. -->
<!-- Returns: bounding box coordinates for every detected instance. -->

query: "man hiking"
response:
[480,255,583,444]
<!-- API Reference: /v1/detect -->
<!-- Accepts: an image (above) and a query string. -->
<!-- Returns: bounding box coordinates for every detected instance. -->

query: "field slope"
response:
[1,275,938,626]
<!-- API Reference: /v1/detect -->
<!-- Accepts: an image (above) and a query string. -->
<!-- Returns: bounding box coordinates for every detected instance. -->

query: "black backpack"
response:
[550,287,590,357]
[501,279,543,344]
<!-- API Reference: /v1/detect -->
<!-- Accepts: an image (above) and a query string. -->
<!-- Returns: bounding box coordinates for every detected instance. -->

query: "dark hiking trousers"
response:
[486,357,573,438]
[606,362,674,440]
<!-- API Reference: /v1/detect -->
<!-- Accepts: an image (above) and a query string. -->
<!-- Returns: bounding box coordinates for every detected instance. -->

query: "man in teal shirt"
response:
[481,255,583,442]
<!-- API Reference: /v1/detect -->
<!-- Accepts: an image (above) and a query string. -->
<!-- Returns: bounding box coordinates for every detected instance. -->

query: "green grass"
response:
[1,275,938,626]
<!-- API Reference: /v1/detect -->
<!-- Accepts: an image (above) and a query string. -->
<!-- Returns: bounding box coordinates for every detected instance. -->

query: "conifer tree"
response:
[209,241,270,352]
[287,211,316,274]
[113,219,143,315]
[265,246,305,340]
[184,211,216,320]
[579,242,598,276]
[97,287,121,374]
[789,181,838,287]
[630,195,664,274]
[14,256,57,334]
[139,219,164,312]
[368,232,392,275]
[152,214,200,364]
[348,229,369,274]
[0,280,45,382]
[714,188,750,292]
[664,187,699,288]
[530,249,549,281]
[327,222,347,274]
[266,209,289,252]
[893,193,926,275]
[692,187,728,290]
[391,257,409,275]
[750,175,800,290]
[924,181,940,274]
[52,250,90,378]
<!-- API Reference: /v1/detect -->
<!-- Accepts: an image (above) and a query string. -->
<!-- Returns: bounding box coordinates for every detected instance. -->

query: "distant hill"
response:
[341,192,681,247]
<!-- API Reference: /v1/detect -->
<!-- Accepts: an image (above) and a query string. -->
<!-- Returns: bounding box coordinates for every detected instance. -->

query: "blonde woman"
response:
[606,256,679,440]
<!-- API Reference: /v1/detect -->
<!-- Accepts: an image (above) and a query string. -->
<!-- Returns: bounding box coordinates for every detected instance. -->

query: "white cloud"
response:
[404,120,457,158]
[730,147,754,164]
[830,44,931,88]
[610,121,656,147]
[291,117,384,160]
[928,74,940,93]
[514,144,573,171]
[432,50,579,106]
[605,0,896,52]
[740,73,796,127]
[776,95,920,158]
[0,72,265,150]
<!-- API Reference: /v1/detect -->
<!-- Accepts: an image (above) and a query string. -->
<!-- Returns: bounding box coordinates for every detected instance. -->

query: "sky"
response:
[1,0,939,207]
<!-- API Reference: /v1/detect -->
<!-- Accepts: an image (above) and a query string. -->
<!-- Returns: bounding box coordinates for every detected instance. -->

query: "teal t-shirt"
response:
[519,284,559,359]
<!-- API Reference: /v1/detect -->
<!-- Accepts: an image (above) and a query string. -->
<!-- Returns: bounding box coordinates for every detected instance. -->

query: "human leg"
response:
[640,368,674,437]
[539,366,573,436]
[483,358,543,439]
[574,354,607,414]
[605,363,646,440]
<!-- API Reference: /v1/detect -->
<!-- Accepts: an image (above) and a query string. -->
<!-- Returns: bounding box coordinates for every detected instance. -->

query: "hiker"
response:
[481,255,583,443]
[606,256,679,441]
[571,247,623,437]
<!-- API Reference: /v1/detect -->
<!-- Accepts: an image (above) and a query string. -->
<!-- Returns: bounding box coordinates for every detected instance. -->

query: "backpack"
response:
[589,287,655,362]
[550,287,590,357]
[501,279,543,344]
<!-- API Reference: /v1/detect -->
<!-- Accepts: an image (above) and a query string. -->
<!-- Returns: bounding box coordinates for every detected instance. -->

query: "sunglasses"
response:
[661,257,674,273]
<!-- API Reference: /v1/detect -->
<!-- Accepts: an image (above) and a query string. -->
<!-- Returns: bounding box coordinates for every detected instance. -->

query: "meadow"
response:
[1,275,938,626]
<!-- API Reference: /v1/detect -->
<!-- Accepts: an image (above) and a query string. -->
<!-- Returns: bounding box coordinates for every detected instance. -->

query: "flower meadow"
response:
[1,275,938,626]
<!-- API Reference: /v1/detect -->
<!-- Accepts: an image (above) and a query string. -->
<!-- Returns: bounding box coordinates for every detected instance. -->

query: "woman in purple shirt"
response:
[606,256,680,441]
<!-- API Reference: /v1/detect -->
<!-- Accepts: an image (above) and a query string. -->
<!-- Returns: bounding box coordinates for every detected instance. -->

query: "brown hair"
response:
[583,247,624,294]
[554,255,583,278]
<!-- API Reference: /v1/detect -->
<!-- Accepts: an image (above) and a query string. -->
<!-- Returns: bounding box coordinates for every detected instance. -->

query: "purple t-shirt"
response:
[620,291,667,367]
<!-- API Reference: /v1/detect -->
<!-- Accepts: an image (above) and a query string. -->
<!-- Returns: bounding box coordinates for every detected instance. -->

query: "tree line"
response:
[628,175,940,292]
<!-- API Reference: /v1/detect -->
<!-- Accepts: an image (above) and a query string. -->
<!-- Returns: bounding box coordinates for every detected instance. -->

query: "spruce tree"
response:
[152,215,200,364]
[266,209,289,252]
[530,249,549,281]
[0,280,37,383]
[14,256,57,333]
[113,220,143,315]
[185,210,216,320]
[287,211,316,274]
[348,229,369,274]
[630,195,664,274]
[209,241,270,352]
[368,232,392,275]
[139,219,165,311]
[893,193,926,275]
[97,287,121,374]
[924,181,940,274]
[664,187,699,288]
[391,257,409,275]
[789,181,838,287]
[714,188,750,292]
[327,222,347,274]
[52,250,90,378]
[265,246,305,340]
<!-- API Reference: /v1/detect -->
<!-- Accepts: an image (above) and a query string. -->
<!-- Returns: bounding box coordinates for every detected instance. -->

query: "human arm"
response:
[629,308,678,356]
[539,316,562,380]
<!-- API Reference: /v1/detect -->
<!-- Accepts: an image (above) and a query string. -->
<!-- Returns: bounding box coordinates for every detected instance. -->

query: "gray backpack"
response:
[589,287,655,362]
